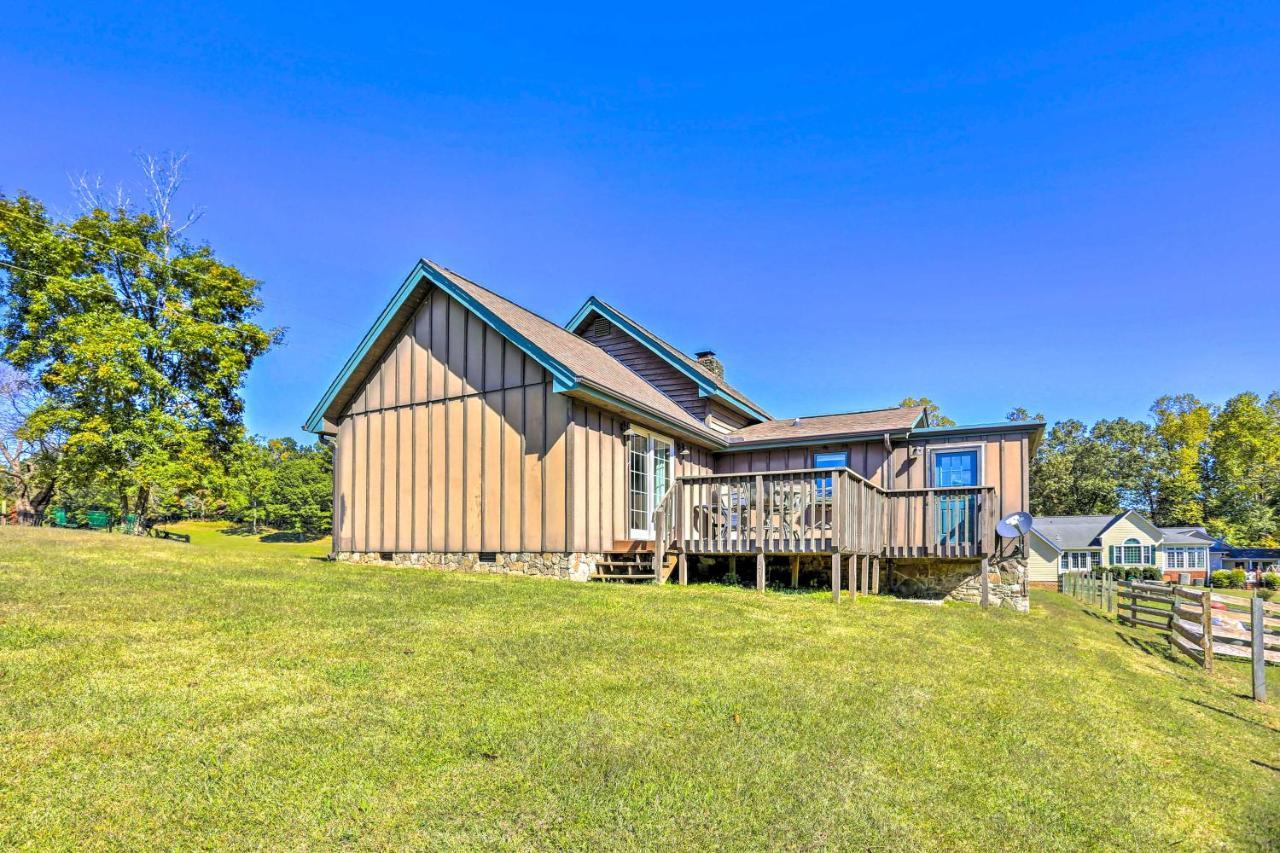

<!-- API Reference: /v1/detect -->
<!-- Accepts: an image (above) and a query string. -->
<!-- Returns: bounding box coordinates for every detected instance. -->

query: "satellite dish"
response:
[997,511,1034,539]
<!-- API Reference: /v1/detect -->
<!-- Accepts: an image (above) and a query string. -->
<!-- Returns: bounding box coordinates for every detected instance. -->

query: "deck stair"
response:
[589,546,676,582]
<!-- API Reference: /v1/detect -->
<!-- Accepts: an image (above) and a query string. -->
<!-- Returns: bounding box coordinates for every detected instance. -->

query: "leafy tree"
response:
[1007,407,1045,423]
[1030,419,1120,515]
[898,396,955,427]
[0,155,280,526]
[1149,394,1210,526]
[263,441,332,535]
[0,366,61,522]
[1204,392,1280,545]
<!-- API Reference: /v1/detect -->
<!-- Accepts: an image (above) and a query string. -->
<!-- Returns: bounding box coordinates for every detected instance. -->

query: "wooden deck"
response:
[654,467,998,566]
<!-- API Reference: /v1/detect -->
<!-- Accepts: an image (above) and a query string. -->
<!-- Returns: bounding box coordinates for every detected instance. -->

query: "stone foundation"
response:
[335,551,601,582]
[888,560,1029,612]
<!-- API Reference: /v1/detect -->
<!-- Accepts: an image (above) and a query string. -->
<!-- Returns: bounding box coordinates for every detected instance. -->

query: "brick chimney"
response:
[695,350,724,379]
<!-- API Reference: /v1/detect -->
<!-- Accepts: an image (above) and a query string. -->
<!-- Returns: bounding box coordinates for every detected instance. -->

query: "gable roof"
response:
[1159,526,1214,545]
[566,296,771,422]
[1096,509,1164,542]
[1032,512,1215,550]
[723,407,926,448]
[1032,515,1116,549]
[305,260,717,440]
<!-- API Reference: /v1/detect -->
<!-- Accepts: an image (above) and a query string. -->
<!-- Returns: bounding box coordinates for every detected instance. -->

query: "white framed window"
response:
[1110,538,1154,565]
[1169,546,1206,569]
[1059,550,1096,571]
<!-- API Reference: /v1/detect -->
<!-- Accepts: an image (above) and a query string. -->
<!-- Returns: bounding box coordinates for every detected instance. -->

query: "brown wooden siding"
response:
[713,440,891,487]
[578,315,707,421]
[712,433,1029,516]
[335,289,636,554]
[705,399,752,433]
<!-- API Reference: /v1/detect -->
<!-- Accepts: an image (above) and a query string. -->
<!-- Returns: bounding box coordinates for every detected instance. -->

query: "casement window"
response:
[1110,538,1154,565]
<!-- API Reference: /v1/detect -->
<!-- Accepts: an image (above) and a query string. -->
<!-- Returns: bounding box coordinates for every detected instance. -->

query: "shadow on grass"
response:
[1250,759,1280,773]
[260,531,326,544]
[1183,698,1280,734]
[1116,631,1179,662]
[216,525,325,544]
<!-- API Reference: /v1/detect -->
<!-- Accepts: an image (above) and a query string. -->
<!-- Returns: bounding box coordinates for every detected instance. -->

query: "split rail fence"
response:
[1061,571,1275,702]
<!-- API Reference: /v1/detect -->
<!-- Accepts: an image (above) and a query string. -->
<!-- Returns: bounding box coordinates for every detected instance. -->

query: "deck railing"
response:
[663,468,997,559]
[882,485,998,559]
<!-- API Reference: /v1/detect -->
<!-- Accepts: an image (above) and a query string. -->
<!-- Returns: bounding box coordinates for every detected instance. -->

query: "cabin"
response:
[306,260,1044,606]
[1025,511,1215,586]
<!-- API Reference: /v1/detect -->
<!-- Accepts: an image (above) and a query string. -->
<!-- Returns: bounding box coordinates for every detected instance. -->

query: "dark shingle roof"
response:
[431,264,716,438]
[580,297,770,419]
[724,406,926,445]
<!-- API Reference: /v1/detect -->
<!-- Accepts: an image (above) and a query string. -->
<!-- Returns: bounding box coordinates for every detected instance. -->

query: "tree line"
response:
[1029,393,1280,546]
[0,155,331,536]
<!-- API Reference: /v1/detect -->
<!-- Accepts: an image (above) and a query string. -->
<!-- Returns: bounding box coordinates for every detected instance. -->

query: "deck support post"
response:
[980,557,990,608]
[678,552,687,586]
[790,555,800,589]
[849,555,858,600]
[728,556,737,584]
[872,557,880,595]
[861,554,870,595]
[831,552,841,603]
[756,552,766,592]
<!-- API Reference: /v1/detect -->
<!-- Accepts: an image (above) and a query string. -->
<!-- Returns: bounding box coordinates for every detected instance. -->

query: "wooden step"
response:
[589,572,657,581]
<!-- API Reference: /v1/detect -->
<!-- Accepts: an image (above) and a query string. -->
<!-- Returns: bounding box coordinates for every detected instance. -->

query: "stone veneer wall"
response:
[888,560,1029,612]
[336,551,602,582]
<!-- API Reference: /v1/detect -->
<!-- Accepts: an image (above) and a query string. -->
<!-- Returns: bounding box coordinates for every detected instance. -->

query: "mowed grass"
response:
[1,528,1277,850]
[162,519,332,559]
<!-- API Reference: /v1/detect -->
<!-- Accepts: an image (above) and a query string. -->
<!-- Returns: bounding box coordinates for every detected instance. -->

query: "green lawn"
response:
[1,527,1277,850]
[160,519,332,559]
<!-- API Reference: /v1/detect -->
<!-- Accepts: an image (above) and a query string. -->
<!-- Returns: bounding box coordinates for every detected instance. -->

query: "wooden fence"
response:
[1117,579,1174,631]
[1061,572,1274,702]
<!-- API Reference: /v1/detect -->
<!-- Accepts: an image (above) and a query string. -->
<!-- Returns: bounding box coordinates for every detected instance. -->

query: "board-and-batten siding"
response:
[714,441,893,487]
[713,433,1030,518]
[578,317,707,421]
[334,289,636,554]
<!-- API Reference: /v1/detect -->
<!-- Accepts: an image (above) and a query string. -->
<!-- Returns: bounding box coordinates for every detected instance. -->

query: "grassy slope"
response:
[0,527,1277,851]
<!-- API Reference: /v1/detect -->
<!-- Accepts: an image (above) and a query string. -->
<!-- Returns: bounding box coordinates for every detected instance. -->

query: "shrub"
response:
[1211,570,1233,588]
[1259,572,1280,591]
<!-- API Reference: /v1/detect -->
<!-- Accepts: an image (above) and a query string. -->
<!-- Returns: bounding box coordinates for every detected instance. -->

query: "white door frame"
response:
[627,427,673,540]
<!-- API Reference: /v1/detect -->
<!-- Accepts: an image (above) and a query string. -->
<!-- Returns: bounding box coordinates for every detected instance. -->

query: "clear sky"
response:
[4,2,1278,440]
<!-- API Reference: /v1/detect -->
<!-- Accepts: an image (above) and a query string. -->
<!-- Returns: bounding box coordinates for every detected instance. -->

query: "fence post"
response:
[1200,588,1214,673]
[1252,596,1267,702]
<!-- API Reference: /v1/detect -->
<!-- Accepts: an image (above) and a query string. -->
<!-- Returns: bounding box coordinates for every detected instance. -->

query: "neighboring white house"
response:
[1025,510,1214,587]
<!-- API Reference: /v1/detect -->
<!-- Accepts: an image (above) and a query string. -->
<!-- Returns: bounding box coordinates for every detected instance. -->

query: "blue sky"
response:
[4,2,1278,440]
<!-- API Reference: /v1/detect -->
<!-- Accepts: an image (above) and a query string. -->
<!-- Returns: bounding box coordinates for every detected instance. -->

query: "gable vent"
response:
[588,317,613,338]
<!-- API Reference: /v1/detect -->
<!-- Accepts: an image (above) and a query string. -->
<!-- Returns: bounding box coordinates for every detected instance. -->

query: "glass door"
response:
[931,449,979,546]
[628,430,672,539]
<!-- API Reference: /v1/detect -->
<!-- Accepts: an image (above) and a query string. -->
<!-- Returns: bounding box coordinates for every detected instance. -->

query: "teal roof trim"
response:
[304,260,578,433]
[565,297,771,422]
